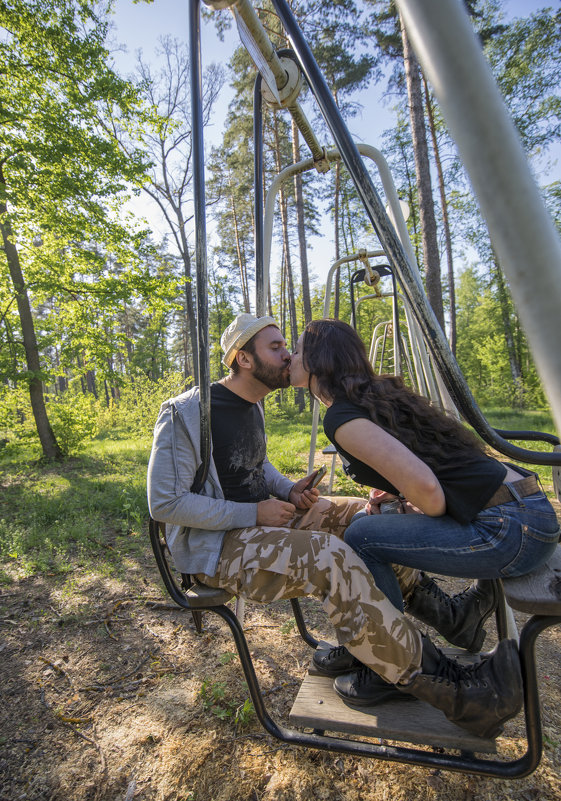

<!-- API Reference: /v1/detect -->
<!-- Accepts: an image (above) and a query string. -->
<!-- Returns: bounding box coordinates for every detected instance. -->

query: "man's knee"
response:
[297,495,365,534]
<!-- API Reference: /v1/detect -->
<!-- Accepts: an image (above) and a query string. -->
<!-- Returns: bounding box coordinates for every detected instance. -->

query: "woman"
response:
[290,319,560,722]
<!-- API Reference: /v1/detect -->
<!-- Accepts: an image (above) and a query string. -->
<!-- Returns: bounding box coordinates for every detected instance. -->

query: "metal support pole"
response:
[254,74,265,316]
[395,0,561,435]
[189,0,211,488]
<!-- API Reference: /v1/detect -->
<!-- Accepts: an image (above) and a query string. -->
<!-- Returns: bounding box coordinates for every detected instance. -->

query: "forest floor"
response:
[1,491,560,801]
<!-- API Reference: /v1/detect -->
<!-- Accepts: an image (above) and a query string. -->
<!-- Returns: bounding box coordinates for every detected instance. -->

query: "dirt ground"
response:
[1,509,561,801]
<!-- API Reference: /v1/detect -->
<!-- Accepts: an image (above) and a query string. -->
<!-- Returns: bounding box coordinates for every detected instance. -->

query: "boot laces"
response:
[354,665,377,687]
[425,578,476,612]
[326,645,348,663]
[432,647,487,689]
[424,578,453,608]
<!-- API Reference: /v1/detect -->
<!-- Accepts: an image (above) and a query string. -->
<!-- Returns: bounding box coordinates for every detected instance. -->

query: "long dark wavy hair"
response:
[302,319,485,471]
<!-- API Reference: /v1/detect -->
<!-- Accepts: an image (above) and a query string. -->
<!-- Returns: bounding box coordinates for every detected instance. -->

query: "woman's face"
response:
[289,333,309,388]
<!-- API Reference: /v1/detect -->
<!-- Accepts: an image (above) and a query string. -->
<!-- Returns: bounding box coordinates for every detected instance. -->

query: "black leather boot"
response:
[405,575,498,652]
[313,645,361,676]
[334,665,413,706]
[397,636,523,739]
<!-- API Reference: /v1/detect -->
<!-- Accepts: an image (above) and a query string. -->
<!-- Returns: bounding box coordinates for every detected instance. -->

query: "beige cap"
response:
[220,313,278,368]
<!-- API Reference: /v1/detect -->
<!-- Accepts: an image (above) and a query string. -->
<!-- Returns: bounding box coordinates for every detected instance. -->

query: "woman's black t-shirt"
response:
[323,399,506,524]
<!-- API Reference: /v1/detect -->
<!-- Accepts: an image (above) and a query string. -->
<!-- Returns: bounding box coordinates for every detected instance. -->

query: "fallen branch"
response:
[123,779,137,801]
[39,689,107,775]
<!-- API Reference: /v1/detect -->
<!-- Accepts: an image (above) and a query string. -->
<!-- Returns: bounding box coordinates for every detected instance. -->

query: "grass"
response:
[0,434,152,581]
[473,408,559,490]
[0,405,558,583]
[265,409,328,475]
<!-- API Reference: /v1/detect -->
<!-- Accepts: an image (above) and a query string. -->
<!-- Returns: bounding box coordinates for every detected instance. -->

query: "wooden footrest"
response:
[289,672,497,753]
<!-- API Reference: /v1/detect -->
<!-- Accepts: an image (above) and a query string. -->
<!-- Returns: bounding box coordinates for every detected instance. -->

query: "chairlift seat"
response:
[290,675,497,753]
[186,581,233,608]
[290,641,497,752]
[502,545,561,616]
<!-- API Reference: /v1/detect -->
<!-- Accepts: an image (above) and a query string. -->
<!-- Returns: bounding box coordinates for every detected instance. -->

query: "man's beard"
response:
[252,352,290,390]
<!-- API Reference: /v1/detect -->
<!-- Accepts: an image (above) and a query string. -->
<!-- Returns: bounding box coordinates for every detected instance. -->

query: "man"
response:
[147,312,369,595]
[147,315,512,738]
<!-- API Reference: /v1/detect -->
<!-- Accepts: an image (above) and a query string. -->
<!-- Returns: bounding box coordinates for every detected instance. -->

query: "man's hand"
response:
[288,474,320,510]
[256,498,296,526]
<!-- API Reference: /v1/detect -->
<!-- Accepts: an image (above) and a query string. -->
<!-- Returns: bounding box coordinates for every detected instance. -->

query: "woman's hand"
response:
[365,489,401,515]
[335,418,446,517]
[365,489,423,515]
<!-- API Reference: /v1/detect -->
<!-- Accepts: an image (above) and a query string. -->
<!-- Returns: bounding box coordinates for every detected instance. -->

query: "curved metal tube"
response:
[396,0,561,436]
[270,0,561,466]
[205,603,557,777]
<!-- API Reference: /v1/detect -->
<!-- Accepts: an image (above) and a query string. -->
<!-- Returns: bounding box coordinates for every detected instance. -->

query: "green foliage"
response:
[332,468,368,498]
[0,398,557,585]
[47,392,99,454]
[218,651,238,666]
[280,617,296,635]
[0,382,100,456]
[98,372,190,437]
[473,407,558,490]
[455,266,548,409]
[487,8,561,156]
[0,375,184,457]
[199,678,254,728]
[264,401,322,476]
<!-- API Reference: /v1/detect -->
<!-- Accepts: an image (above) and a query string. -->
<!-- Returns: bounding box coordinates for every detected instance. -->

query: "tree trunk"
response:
[230,177,251,312]
[333,161,341,319]
[0,172,63,459]
[273,116,298,348]
[491,258,524,406]
[85,370,98,398]
[400,14,445,329]
[397,136,420,263]
[423,75,457,354]
[291,120,312,324]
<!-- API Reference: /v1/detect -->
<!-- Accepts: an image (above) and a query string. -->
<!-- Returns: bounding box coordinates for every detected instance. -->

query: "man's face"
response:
[247,326,291,390]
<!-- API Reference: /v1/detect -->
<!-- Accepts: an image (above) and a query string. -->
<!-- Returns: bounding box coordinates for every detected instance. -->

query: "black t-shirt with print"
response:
[323,399,506,524]
[210,382,269,503]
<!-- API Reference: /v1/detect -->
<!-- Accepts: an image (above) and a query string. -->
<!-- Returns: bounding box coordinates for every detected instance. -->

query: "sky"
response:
[109,0,559,288]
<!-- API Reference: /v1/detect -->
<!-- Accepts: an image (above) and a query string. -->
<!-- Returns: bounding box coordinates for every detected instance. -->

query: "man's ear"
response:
[235,349,253,370]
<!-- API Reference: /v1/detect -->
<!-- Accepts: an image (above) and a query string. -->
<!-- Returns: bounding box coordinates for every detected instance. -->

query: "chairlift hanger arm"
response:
[395,0,561,438]
[204,0,328,168]
[269,0,561,467]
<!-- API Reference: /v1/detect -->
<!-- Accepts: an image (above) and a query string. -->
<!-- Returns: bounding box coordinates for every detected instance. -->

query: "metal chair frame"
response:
[149,517,561,778]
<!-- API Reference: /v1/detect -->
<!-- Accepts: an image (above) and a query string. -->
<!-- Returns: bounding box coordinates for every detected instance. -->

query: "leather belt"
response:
[483,474,540,509]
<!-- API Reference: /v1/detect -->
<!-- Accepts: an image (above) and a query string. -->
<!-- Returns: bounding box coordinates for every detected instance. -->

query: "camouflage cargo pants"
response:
[196,496,423,684]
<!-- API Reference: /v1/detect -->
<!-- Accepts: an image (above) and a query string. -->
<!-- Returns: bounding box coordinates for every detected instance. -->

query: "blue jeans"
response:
[344,489,560,611]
